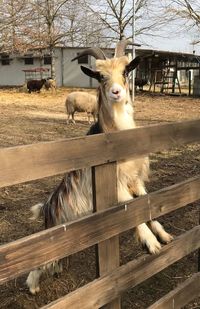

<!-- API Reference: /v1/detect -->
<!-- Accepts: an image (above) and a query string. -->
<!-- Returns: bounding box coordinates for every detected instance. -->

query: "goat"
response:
[44,78,57,92]
[26,40,173,294]
[27,79,46,93]
[135,78,148,90]
[65,91,98,124]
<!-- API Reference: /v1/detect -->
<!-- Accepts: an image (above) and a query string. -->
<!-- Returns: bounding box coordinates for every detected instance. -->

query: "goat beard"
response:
[98,86,118,133]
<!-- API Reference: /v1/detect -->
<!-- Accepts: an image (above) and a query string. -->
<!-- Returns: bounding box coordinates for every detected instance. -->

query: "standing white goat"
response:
[26,40,173,294]
[65,91,98,124]
[44,78,57,93]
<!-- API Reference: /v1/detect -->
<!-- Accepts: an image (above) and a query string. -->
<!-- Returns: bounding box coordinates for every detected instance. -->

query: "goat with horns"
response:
[27,40,173,294]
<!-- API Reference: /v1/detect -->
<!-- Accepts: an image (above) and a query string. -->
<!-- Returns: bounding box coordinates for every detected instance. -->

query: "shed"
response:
[136,49,200,95]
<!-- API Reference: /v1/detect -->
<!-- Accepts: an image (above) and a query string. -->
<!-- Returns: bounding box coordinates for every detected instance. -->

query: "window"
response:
[1,55,10,65]
[44,55,52,65]
[24,55,34,65]
[77,53,88,64]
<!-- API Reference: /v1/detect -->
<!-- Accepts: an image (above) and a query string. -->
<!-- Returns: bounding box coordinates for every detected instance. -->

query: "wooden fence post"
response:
[92,162,120,309]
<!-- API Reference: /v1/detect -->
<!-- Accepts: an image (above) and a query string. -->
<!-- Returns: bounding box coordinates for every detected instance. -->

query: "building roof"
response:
[58,45,200,61]
[136,48,200,62]
[3,45,200,63]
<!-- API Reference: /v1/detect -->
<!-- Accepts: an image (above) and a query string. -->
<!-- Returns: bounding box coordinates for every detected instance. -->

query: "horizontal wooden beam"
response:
[41,226,200,309]
[177,66,200,70]
[0,119,200,188]
[0,176,200,284]
[147,272,200,309]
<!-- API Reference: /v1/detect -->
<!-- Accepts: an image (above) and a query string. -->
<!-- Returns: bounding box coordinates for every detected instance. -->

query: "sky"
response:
[135,1,200,55]
[143,35,200,55]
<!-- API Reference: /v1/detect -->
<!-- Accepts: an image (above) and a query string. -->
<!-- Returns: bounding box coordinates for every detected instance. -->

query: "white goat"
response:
[65,91,98,124]
[44,78,57,93]
[26,41,173,295]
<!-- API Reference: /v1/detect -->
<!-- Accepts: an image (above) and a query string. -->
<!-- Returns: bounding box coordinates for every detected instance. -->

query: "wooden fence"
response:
[0,119,200,308]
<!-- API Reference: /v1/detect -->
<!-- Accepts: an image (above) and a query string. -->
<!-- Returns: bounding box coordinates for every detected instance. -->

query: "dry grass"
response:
[0,88,200,308]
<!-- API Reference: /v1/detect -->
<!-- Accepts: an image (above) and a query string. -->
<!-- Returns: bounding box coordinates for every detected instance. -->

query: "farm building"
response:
[136,49,200,95]
[0,46,200,95]
[0,47,105,88]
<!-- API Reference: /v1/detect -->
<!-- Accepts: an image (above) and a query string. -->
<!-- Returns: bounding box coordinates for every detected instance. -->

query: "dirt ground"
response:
[0,88,200,309]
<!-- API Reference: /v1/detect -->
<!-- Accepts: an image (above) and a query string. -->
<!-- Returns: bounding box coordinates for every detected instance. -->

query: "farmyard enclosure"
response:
[0,89,200,308]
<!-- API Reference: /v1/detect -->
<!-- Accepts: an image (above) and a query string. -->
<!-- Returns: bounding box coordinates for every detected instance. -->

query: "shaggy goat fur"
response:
[44,78,57,92]
[26,44,173,295]
[27,79,46,93]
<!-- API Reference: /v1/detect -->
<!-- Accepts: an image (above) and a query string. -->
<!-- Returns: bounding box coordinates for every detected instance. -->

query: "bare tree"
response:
[60,1,107,47]
[86,0,166,44]
[29,0,103,77]
[26,0,72,78]
[162,0,200,44]
[0,0,106,77]
[0,0,29,53]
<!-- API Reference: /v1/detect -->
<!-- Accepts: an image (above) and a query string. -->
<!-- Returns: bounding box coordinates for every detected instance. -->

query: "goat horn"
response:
[71,48,106,61]
[114,39,132,57]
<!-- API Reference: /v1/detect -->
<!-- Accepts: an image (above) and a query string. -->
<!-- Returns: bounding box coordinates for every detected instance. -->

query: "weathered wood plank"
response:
[92,163,120,309]
[147,273,200,309]
[41,226,200,309]
[0,176,200,284]
[0,119,200,188]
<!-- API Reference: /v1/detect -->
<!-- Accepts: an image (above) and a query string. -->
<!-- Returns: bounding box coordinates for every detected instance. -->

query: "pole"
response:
[188,70,191,96]
[131,0,135,102]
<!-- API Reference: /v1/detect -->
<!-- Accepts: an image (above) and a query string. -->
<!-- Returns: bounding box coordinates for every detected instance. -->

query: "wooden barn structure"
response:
[0,119,200,308]
[136,49,200,95]
[1,46,200,92]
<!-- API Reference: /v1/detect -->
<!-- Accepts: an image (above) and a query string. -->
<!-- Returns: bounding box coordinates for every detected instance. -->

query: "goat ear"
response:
[125,56,141,74]
[81,66,101,81]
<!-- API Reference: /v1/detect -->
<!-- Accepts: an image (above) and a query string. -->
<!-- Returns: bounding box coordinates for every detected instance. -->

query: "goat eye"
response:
[100,74,107,82]
[123,71,129,79]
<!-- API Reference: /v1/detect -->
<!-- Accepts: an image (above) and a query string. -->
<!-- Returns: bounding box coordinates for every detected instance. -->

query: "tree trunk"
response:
[50,47,56,80]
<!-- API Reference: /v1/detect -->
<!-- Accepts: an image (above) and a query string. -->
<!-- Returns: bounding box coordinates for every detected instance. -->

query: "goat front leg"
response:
[135,223,161,254]
[129,179,173,250]
[147,220,173,244]
[26,268,43,294]
[118,182,162,254]
[26,260,63,294]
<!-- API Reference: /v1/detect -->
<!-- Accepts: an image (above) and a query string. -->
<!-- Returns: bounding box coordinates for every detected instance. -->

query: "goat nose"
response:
[112,89,120,95]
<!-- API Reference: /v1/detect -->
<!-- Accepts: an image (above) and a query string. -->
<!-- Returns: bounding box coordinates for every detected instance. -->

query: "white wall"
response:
[61,48,98,88]
[0,57,51,86]
[0,48,99,88]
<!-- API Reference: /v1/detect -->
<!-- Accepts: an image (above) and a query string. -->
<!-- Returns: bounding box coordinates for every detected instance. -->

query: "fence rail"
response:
[1,176,200,284]
[0,119,200,188]
[0,119,200,308]
[41,226,200,309]
[147,272,200,309]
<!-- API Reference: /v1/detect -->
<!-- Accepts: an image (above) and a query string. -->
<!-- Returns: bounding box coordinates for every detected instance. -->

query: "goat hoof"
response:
[29,286,40,295]
[144,238,162,255]
[159,232,174,244]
